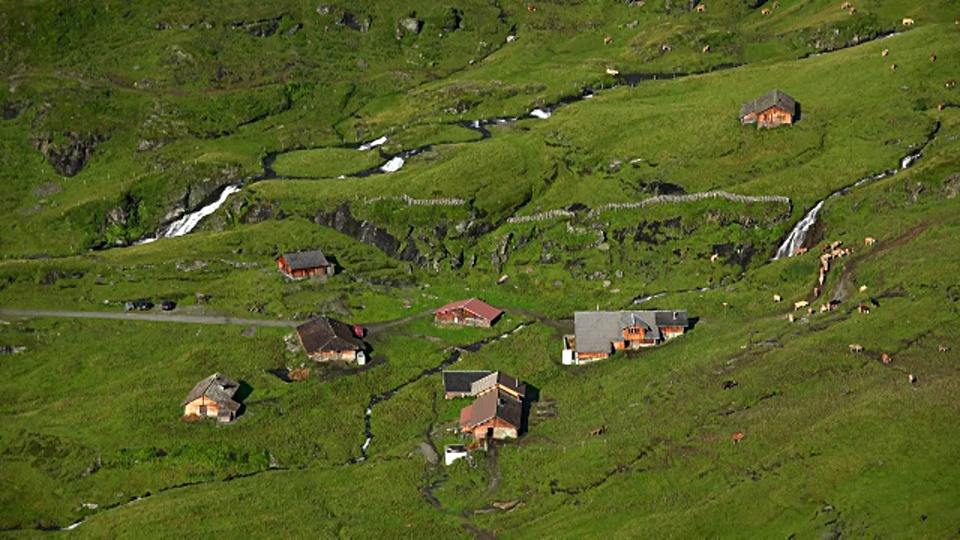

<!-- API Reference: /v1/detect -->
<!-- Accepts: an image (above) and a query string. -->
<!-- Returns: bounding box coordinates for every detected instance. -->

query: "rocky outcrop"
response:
[314,204,401,257]
[398,17,423,35]
[33,131,108,177]
[2,100,30,120]
[337,11,371,32]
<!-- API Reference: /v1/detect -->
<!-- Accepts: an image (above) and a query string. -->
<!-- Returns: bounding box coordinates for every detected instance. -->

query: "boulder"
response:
[399,17,423,34]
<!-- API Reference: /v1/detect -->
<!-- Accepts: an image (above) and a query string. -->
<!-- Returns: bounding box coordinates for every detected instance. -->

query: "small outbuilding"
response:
[296,317,367,364]
[444,444,470,466]
[277,250,335,279]
[434,298,503,327]
[181,373,242,423]
[740,89,798,128]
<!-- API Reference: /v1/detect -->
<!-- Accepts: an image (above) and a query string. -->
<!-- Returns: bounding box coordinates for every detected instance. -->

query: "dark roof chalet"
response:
[740,89,797,117]
[182,373,240,407]
[280,250,330,271]
[471,371,526,398]
[443,370,492,394]
[655,310,689,328]
[297,317,365,354]
[458,388,523,430]
[435,298,503,322]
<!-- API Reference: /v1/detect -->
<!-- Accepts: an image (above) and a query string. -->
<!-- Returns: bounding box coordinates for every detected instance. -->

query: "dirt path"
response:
[0,308,299,327]
[831,220,938,303]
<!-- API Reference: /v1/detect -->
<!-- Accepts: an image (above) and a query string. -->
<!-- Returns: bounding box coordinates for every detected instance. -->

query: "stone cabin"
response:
[296,317,367,364]
[740,89,797,128]
[434,298,503,327]
[277,250,335,279]
[181,373,242,423]
[563,310,689,365]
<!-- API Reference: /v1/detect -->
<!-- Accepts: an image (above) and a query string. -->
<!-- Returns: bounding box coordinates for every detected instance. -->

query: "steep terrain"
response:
[1,0,959,537]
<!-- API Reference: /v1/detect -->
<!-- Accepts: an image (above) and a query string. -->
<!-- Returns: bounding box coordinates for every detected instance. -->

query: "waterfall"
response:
[162,185,243,238]
[773,200,824,260]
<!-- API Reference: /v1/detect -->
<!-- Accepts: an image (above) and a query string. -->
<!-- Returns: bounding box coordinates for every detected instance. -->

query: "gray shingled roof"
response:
[181,373,240,407]
[740,89,797,117]
[281,250,330,271]
[573,310,689,354]
[296,317,365,355]
[443,370,492,394]
[471,371,526,398]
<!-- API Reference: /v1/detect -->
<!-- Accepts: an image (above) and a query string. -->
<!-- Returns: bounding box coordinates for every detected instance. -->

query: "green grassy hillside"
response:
[1,0,959,537]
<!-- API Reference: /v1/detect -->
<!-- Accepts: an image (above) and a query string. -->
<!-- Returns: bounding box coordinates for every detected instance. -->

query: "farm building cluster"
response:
[442,370,528,463]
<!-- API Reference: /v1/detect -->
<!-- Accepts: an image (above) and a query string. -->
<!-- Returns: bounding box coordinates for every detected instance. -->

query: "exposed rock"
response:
[316,5,335,15]
[315,204,400,257]
[33,182,61,197]
[33,131,108,177]
[416,442,439,465]
[241,203,277,224]
[2,100,30,120]
[287,23,302,36]
[242,18,281,37]
[399,17,423,34]
[442,8,463,32]
[400,239,421,263]
[0,346,27,355]
[106,206,128,227]
[337,11,371,32]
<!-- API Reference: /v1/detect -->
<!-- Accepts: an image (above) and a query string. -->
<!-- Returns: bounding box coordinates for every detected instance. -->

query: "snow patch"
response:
[380,156,404,173]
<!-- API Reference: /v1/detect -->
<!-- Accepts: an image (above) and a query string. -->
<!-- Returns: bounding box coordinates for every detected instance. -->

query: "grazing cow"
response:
[794,247,807,255]
[939,103,946,111]
[820,304,830,313]
[722,380,738,389]
[840,2,851,9]
[772,2,780,7]
[604,36,613,45]
[528,4,537,12]
[773,294,782,303]
[947,80,956,89]
[930,54,937,62]
[870,297,880,308]
[807,307,815,315]
[831,240,843,250]
[890,63,897,70]
[938,344,949,353]
[908,373,917,385]
[786,313,795,323]
[813,287,821,298]
[859,285,868,292]
[849,344,864,353]
[818,272,826,287]
[696,4,706,12]
[588,425,606,436]
[881,353,892,364]
[506,35,517,43]
[881,49,889,57]
[661,43,672,52]
[722,302,729,311]
[849,7,856,14]
[731,432,745,444]
[864,236,876,246]
[902,18,914,25]
[794,300,809,310]
[761,8,771,15]
[605,68,620,76]
[702,45,711,53]
[710,253,719,263]
[858,304,870,314]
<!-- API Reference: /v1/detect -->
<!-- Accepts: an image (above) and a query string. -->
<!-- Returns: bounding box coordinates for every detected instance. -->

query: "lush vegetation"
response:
[1,0,959,537]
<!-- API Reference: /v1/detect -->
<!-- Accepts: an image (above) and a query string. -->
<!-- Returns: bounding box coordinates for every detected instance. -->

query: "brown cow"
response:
[772,2,780,7]
[696,4,706,12]
[864,236,876,246]
[947,80,956,88]
[702,45,711,53]
[588,425,606,436]
[881,353,892,364]
[938,344,950,353]
[930,54,937,62]
[528,4,537,12]
[761,8,771,14]
[794,247,807,255]
[890,63,898,70]
[731,432,745,444]
[604,36,613,45]
[858,304,871,314]
[840,2,851,8]
[881,49,889,57]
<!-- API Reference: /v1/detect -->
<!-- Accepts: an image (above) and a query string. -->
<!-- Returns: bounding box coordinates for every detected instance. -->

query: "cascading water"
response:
[162,185,243,238]
[773,200,824,260]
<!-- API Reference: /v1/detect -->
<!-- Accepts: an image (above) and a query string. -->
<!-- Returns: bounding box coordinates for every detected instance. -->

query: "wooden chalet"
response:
[277,250,335,279]
[563,310,688,365]
[740,89,797,128]
[435,298,503,327]
[181,373,242,423]
[458,388,523,441]
[443,370,492,399]
[296,317,367,364]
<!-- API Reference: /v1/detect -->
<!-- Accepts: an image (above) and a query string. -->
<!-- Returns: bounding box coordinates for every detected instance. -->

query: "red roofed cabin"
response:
[277,250,335,279]
[740,89,798,129]
[296,316,367,364]
[435,298,503,327]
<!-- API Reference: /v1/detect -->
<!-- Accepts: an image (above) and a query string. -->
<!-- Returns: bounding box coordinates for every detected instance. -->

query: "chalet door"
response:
[486,427,494,439]
[199,405,207,416]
